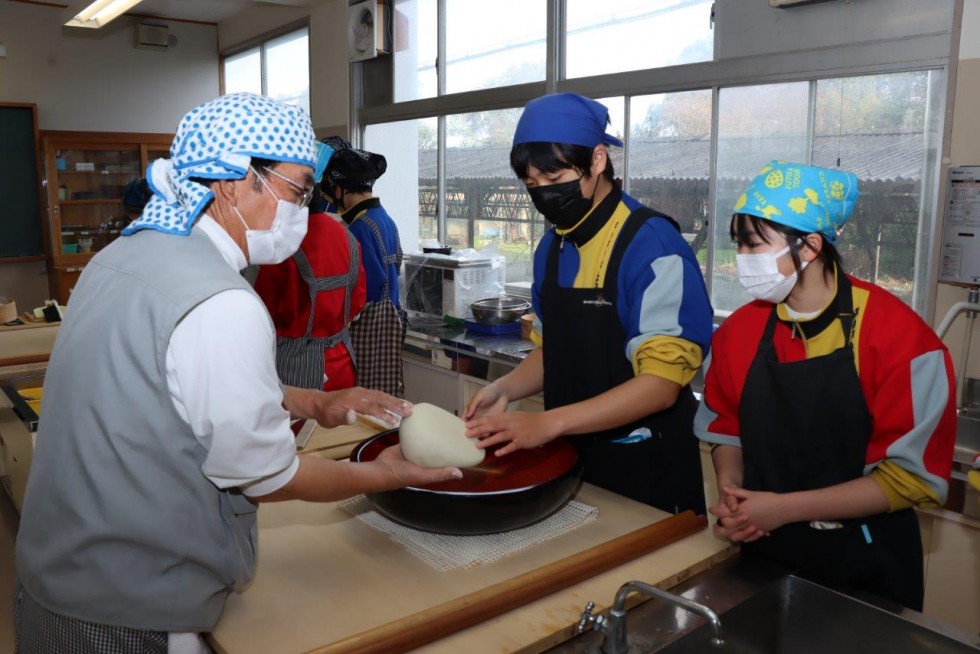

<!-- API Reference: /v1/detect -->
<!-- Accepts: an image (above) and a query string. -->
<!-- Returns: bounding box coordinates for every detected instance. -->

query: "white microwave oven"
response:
[403,253,506,319]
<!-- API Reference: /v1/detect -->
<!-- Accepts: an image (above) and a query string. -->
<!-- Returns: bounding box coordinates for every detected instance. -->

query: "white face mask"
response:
[736,244,807,304]
[233,169,309,265]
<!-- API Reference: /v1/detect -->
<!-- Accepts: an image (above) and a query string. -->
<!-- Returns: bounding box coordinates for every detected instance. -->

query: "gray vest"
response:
[16,228,262,632]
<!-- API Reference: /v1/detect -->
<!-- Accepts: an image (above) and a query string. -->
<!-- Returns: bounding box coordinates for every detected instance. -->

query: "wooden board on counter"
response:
[298,420,379,460]
[209,484,732,654]
[0,322,58,369]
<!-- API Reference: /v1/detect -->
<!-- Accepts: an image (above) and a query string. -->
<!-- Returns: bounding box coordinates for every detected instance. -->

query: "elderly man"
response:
[14,94,460,654]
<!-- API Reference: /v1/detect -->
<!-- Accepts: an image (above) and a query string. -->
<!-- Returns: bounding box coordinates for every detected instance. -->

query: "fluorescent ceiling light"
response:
[64,0,144,29]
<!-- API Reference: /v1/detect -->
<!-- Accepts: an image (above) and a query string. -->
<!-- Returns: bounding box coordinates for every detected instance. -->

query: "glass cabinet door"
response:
[52,146,141,257]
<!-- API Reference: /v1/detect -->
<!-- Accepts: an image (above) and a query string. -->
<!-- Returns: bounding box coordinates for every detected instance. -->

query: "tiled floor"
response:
[0,489,19,654]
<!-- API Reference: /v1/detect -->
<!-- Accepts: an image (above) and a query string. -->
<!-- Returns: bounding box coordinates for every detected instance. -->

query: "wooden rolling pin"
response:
[311,510,707,654]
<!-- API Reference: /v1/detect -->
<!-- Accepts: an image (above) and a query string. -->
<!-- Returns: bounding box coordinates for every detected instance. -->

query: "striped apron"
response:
[349,215,407,397]
[274,230,360,390]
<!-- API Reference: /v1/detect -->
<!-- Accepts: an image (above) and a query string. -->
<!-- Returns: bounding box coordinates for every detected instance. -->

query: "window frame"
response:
[353,0,955,319]
[220,22,312,114]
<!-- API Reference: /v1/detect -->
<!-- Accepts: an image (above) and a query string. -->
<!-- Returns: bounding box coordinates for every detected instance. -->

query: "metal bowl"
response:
[350,429,583,535]
[469,296,531,326]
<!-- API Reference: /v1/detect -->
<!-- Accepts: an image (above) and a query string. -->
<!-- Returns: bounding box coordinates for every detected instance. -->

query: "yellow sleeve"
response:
[869,460,943,511]
[631,335,703,386]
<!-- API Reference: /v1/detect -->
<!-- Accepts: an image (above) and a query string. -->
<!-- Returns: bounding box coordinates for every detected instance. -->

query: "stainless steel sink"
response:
[956,413,980,466]
[657,575,979,654]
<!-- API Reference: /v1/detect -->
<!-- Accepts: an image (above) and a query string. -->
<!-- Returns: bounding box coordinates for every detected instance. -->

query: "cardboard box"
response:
[0,298,16,324]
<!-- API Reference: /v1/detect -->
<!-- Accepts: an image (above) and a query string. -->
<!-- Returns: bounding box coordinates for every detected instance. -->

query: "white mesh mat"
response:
[339,496,598,572]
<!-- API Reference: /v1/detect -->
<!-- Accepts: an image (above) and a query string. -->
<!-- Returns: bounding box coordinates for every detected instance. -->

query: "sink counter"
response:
[545,555,980,654]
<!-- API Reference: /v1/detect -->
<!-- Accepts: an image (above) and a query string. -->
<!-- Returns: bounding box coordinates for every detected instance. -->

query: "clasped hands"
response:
[710,485,788,543]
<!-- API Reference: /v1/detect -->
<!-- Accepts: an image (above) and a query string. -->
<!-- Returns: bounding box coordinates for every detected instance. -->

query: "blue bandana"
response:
[512,93,623,149]
[734,161,860,244]
[124,93,325,237]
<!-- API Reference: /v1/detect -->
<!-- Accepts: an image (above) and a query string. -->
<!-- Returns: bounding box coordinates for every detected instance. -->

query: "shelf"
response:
[57,170,138,175]
[55,252,95,266]
[58,199,123,205]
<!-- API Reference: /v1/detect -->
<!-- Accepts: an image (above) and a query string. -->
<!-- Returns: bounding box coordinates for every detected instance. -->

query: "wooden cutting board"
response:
[209,484,730,654]
[299,420,378,459]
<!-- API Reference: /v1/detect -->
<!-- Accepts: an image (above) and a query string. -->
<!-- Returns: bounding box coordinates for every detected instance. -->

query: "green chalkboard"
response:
[0,105,44,258]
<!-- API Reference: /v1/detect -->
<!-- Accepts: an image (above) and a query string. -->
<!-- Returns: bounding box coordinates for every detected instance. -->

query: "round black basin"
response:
[350,429,583,535]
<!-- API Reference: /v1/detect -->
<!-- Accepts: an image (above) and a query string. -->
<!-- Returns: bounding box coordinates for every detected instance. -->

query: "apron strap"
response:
[544,205,681,290]
[762,264,857,347]
[357,213,398,302]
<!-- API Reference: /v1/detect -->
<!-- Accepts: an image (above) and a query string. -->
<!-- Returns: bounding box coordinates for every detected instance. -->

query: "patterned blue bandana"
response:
[123,93,324,236]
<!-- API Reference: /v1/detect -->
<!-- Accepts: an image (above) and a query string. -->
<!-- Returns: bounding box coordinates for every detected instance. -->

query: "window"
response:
[628,89,713,276]
[445,108,533,281]
[393,0,437,102]
[392,0,546,102]
[711,73,942,313]
[222,27,310,115]
[363,1,953,317]
[565,0,714,79]
[446,0,547,95]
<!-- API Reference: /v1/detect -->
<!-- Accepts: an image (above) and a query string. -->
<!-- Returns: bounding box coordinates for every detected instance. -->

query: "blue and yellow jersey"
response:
[530,188,713,386]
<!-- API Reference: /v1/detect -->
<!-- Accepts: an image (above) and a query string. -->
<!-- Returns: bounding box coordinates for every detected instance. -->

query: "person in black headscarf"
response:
[321,136,406,397]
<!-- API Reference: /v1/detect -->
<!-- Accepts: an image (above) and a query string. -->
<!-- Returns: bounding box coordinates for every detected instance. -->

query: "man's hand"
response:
[284,385,412,428]
[375,445,463,488]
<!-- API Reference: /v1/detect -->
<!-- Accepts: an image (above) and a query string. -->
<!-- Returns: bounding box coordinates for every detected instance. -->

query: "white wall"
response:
[0,2,219,131]
[0,2,219,310]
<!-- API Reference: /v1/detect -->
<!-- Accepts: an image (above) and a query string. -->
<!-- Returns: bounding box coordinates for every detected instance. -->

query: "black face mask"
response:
[326,184,345,212]
[527,177,594,230]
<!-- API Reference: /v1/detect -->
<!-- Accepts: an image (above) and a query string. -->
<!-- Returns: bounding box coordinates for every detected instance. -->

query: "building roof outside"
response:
[419,131,926,183]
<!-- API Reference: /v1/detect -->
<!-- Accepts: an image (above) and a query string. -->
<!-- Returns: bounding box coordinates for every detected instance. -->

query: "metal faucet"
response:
[578,580,725,654]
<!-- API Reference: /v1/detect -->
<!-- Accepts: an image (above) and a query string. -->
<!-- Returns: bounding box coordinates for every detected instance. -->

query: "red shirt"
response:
[255,213,366,390]
[697,274,956,502]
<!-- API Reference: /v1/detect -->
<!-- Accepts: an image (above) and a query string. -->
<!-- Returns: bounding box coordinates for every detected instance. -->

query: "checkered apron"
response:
[15,582,170,654]
[349,217,406,397]
[274,230,360,390]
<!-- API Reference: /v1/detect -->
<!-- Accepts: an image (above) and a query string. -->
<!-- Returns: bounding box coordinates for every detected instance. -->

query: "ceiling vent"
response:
[347,0,388,62]
[136,22,170,51]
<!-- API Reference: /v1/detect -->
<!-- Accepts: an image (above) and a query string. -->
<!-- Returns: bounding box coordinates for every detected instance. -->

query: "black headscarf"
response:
[323,139,387,192]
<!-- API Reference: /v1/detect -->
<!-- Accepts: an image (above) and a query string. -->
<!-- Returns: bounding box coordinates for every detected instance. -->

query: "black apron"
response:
[739,270,923,610]
[541,207,705,515]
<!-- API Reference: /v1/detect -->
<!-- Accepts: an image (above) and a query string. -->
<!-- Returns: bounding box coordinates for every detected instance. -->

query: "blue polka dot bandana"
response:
[734,160,860,244]
[123,93,319,237]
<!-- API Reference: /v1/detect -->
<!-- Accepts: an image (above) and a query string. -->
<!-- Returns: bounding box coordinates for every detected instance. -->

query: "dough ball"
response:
[400,403,485,468]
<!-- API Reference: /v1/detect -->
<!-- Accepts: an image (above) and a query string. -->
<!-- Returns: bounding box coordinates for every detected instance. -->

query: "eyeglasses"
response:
[259,166,316,208]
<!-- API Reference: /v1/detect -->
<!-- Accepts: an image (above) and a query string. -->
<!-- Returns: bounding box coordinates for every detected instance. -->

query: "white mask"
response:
[233,170,309,265]
[736,244,807,304]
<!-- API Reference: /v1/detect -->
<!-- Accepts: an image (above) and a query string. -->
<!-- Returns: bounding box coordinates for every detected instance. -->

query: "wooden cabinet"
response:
[40,131,172,304]
[919,509,980,634]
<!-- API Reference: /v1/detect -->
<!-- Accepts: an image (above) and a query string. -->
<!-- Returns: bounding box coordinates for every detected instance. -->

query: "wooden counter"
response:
[210,422,734,654]
[0,321,58,370]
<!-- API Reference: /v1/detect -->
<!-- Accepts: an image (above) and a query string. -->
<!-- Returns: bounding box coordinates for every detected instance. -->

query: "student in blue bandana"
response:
[464,93,714,515]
